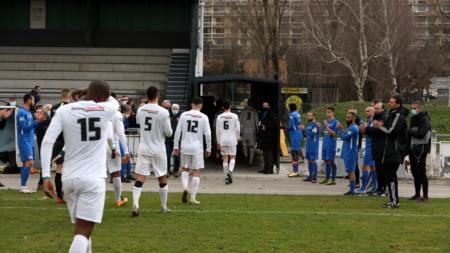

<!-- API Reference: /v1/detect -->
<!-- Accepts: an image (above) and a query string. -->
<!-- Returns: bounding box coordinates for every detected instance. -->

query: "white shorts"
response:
[242,132,256,146]
[63,178,105,224]
[181,153,204,170]
[106,148,121,174]
[221,145,237,156]
[135,153,167,178]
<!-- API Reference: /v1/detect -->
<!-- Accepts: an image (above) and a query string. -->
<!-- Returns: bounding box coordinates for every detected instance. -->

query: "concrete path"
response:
[1,150,449,198]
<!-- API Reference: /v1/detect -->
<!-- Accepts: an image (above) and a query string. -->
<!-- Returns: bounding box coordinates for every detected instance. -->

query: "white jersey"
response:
[111,111,129,154]
[41,97,119,181]
[216,112,240,146]
[174,109,211,155]
[240,106,259,134]
[136,103,172,156]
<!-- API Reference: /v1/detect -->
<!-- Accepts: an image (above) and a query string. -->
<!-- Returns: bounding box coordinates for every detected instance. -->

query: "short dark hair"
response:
[111,92,117,98]
[34,86,40,90]
[192,97,203,105]
[371,99,381,105]
[289,103,297,111]
[263,101,270,106]
[326,107,335,112]
[348,106,357,111]
[146,86,159,101]
[222,100,231,110]
[23,94,32,104]
[308,111,317,117]
[348,112,357,119]
[412,100,424,109]
[391,95,403,106]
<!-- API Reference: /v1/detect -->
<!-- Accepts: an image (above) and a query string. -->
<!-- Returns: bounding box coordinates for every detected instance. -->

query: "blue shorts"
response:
[344,159,356,172]
[363,147,375,166]
[322,150,336,161]
[305,152,318,161]
[19,147,35,162]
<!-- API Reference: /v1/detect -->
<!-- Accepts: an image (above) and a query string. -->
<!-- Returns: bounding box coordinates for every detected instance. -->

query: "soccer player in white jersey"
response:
[216,100,240,184]
[107,92,131,207]
[41,80,119,253]
[173,97,212,205]
[132,86,172,216]
[239,98,259,166]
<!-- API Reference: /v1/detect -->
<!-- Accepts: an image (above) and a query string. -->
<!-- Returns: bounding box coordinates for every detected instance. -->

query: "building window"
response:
[428,17,436,24]
[216,28,224,34]
[240,38,247,45]
[215,39,224,45]
[418,6,425,12]
[418,17,425,24]
[418,40,425,46]
[428,5,436,11]
[293,39,302,45]
[418,28,425,34]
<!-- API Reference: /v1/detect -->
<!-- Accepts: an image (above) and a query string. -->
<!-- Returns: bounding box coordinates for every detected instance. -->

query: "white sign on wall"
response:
[30,1,46,29]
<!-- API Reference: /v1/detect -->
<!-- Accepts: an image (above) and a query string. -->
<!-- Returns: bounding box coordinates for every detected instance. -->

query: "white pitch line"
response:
[0,206,449,218]
[1,197,48,201]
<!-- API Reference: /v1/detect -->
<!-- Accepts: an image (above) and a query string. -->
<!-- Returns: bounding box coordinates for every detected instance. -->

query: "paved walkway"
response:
[1,150,450,198]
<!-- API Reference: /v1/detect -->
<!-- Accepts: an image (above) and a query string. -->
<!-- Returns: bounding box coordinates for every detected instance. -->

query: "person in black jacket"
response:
[36,104,52,190]
[364,102,389,197]
[30,86,41,106]
[407,101,431,202]
[258,102,279,174]
[373,95,409,208]
[165,103,181,177]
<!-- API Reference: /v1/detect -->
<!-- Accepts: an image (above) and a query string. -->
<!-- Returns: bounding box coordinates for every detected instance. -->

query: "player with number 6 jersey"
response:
[216,100,240,184]
[174,97,211,205]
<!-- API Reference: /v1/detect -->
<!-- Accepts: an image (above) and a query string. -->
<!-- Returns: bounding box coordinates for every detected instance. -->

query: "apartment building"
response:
[411,0,450,46]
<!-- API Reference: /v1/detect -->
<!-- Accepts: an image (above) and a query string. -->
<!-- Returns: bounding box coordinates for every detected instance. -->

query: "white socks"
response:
[191,177,200,200]
[112,177,122,203]
[87,237,92,253]
[229,160,235,173]
[133,186,142,209]
[159,185,168,209]
[69,235,88,253]
[182,171,189,189]
[223,163,229,177]
[243,145,248,157]
[249,148,255,164]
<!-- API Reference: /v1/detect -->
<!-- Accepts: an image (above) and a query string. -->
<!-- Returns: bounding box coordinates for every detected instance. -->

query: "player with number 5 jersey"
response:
[174,97,211,205]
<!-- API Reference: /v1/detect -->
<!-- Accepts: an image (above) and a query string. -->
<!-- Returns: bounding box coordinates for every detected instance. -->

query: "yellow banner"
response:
[282,87,302,94]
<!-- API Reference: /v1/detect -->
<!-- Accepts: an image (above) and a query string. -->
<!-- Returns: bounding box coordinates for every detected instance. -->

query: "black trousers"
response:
[355,162,360,184]
[263,149,274,173]
[410,152,428,198]
[375,159,386,194]
[386,162,400,205]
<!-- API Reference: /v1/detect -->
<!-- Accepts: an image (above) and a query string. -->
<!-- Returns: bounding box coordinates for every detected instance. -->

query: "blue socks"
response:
[312,163,318,179]
[371,171,378,190]
[21,166,31,187]
[331,164,337,181]
[325,164,331,180]
[126,162,132,177]
[361,171,370,190]
[350,181,356,193]
[308,163,312,178]
[121,164,126,179]
[292,161,299,173]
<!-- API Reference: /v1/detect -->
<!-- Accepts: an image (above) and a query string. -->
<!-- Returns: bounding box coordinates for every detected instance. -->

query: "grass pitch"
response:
[1,189,450,252]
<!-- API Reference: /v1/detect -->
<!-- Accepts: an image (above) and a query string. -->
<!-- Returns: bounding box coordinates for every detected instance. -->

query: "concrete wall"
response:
[0,47,172,106]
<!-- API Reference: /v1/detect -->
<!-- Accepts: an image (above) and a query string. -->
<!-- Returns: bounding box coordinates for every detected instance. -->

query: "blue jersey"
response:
[322,118,339,151]
[339,124,359,161]
[366,118,373,147]
[16,108,38,149]
[303,121,320,153]
[286,111,302,151]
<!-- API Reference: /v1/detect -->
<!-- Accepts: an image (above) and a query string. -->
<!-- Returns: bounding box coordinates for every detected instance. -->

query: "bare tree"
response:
[223,0,288,80]
[295,0,386,102]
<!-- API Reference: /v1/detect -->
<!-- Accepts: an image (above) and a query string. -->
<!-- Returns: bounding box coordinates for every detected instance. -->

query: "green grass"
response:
[1,189,450,252]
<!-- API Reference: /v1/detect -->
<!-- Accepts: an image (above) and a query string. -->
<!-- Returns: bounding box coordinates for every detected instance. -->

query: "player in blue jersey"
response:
[355,107,377,194]
[337,112,359,195]
[318,107,339,185]
[17,94,45,194]
[300,111,320,183]
[280,103,302,177]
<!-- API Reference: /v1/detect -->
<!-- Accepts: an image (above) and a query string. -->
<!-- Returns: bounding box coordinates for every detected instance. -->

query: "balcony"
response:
[415,22,427,27]
[213,33,224,37]
[204,22,212,27]
[413,11,426,16]
[204,33,212,37]
[204,11,212,15]
[214,10,227,15]
[291,33,302,37]
[214,22,225,26]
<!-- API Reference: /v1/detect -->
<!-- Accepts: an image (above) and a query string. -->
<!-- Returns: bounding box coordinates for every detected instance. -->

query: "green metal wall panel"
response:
[98,2,114,30]
[13,0,29,29]
[132,1,148,31]
[116,1,131,30]
[64,0,81,29]
[47,0,63,29]
[149,2,165,31]
[167,2,183,31]
[0,1,12,29]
